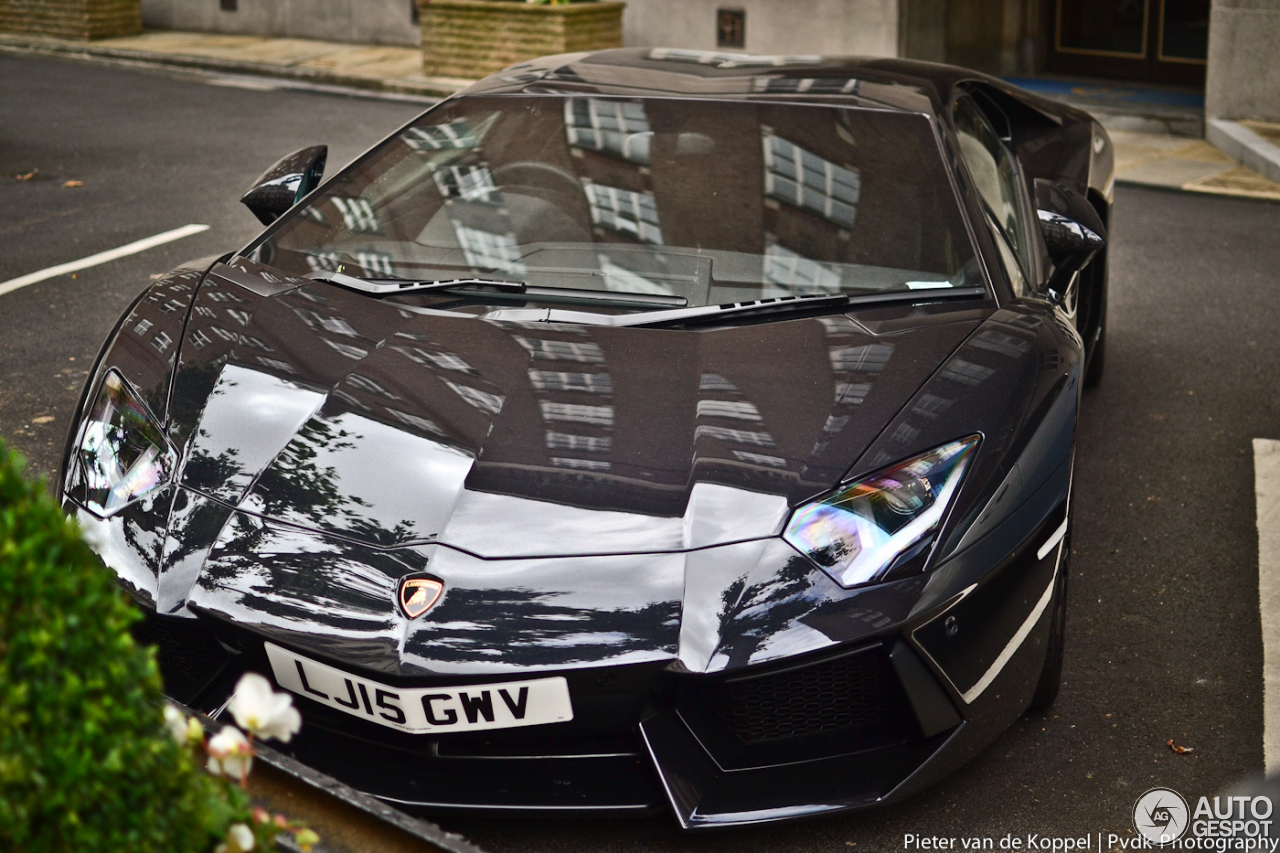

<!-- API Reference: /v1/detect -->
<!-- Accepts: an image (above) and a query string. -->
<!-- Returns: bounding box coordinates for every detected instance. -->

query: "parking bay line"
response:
[0,223,209,297]
[1255,438,1280,773]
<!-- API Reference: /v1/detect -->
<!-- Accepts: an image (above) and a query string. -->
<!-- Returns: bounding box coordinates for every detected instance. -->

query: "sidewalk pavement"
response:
[3,29,1280,202]
[0,29,469,98]
[1111,127,1280,201]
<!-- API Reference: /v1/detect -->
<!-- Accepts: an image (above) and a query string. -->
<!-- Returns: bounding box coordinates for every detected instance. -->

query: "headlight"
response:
[77,369,176,516]
[784,436,979,588]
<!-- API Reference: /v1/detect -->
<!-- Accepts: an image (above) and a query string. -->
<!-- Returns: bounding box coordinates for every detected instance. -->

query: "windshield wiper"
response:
[308,270,526,295]
[609,287,987,328]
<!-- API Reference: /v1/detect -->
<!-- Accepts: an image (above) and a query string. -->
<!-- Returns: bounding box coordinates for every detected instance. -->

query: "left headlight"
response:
[76,369,177,517]
[784,436,979,588]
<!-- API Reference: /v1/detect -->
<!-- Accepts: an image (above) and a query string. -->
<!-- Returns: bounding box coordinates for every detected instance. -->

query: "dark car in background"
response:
[61,47,1112,828]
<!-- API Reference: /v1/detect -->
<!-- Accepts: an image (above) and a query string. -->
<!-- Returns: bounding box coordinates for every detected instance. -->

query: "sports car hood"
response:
[168,262,983,558]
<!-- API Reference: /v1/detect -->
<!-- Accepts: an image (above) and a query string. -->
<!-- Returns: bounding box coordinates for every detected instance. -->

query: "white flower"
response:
[163,705,188,745]
[226,822,255,852]
[229,673,302,743]
[206,725,253,779]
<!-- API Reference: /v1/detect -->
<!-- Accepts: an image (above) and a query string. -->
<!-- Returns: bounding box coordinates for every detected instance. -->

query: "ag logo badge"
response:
[1133,787,1189,845]
[399,576,443,618]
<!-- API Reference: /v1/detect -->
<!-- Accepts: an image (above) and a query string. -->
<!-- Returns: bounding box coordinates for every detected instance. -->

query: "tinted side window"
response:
[953,95,1030,288]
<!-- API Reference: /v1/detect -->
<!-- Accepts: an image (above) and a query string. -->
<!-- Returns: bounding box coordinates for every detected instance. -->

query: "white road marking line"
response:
[0,223,210,297]
[1253,438,1280,773]
[1038,517,1070,560]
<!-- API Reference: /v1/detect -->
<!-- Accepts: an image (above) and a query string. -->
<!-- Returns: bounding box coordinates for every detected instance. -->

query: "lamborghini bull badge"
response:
[399,577,443,619]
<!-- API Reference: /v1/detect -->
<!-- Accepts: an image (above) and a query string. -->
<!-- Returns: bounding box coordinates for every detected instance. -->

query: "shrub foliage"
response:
[0,441,239,852]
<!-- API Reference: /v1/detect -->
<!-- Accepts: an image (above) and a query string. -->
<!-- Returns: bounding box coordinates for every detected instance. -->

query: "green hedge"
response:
[0,441,240,852]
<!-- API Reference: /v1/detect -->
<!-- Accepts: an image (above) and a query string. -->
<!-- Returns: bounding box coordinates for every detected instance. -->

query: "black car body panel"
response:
[62,48,1107,828]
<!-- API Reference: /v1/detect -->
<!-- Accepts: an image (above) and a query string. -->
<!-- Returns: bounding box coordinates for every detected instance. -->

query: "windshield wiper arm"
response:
[610,287,986,328]
[308,270,526,295]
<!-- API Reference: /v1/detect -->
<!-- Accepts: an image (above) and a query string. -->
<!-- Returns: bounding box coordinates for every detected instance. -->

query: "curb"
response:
[0,33,471,100]
[1206,118,1280,186]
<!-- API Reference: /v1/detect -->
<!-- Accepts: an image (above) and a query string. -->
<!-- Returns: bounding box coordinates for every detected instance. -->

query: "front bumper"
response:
[130,492,1066,828]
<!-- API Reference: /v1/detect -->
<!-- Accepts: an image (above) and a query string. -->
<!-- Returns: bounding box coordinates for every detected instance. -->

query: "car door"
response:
[950,93,1051,304]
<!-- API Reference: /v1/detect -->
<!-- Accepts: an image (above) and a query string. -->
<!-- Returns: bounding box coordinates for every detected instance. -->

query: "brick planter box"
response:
[420,0,624,79]
[0,0,141,39]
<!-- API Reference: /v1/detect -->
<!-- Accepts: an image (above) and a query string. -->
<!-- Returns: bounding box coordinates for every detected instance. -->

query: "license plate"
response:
[265,642,573,735]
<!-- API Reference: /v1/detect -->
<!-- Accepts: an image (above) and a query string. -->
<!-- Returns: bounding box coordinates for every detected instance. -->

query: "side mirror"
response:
[240,145,327,226]
[1034,178,1106,303]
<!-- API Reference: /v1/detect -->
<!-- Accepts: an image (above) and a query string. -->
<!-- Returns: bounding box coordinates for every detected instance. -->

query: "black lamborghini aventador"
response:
[61,47,1112,828]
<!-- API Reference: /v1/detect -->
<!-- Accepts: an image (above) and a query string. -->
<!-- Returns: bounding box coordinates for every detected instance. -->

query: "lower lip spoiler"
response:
[171,700,486,853]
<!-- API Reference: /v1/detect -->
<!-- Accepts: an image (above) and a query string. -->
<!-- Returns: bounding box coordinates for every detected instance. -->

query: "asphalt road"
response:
[3,51,1278,853]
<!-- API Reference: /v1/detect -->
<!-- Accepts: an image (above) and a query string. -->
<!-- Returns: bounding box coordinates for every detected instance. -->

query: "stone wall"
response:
[141,0,420,47]
[621,0,898,59]
[421,0,624,79]
[1206,0,1280,122]
[0,0,141,40]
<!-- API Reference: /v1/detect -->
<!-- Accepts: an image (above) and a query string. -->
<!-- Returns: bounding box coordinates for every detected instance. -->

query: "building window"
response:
[764,243,842,294]
[835,382,870,405]
[539,402,614,426]
[347,373,400,400]
[258,357,297,375]
[433,164,499,203]
[443,381,505,415]
[189,329,212,350]
[551,457,611,472]
[323,339,369,360]
[516,337,606,364]
[546,432,613,453]
[352,252,394,277]
[753,77,860,95]
[696,400,762,421]
[528,370,614,394]
[582,180,662,244]
[829,344,892,373]
[564,99,652,164]
[151,332,173,353]
[421,351,476,374]
[452,223,526,274]
[732,450,787,468]
[133,319,153,336]
[332,197,381,234]
[762,131,860,228]
[716,8,745,49]
[402,120,477,152]
[940,359,995,387]
[387,408,445,436]
[699,373,739,393]
[694,425,776,447]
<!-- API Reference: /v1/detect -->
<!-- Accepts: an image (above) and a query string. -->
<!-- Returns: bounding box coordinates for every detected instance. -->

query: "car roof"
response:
[458,47,955,117]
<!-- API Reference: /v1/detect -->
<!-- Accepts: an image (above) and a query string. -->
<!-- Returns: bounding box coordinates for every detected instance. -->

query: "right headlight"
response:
[783,436,979,588]
[76,369,177,517]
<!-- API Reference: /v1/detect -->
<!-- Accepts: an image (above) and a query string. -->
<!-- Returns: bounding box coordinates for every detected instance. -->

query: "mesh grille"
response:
[707,646,896,743]
[133,613,229,688]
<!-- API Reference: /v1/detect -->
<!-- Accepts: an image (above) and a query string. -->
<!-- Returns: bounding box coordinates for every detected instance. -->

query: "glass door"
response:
[1048,0,1209,86]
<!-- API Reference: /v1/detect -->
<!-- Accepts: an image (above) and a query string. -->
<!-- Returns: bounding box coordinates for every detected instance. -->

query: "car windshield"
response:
[248,95,980,308]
